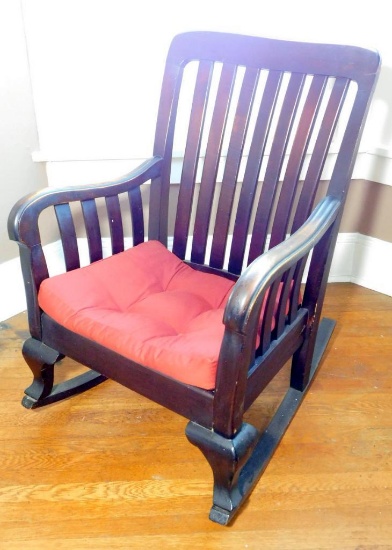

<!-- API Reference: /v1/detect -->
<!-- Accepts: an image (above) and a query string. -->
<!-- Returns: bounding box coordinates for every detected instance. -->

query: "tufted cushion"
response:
[38,240,236,390]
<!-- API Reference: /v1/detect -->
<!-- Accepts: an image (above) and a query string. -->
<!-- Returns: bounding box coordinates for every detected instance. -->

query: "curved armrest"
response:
[224,195,341,335]
[8,156,162,340]
[214,196,341,435]
[8,156,163,246]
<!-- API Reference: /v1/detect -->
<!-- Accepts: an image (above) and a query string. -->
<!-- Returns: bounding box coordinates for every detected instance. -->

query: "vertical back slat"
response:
[149,63,184,244]
[258,279,282,355]
[128,187,145,246]
[248,72,306,264]
[275,266,296,338]
[325,80,366,198]
[209,67,260,269]
[228,70,283,274]
[269,75,328,249]
[191,63,237,264]
[292,77,350,232]
[288,256,308,324]
[54,203,80,271]
[81,199,103,262]
[173,60,213,259]
[105,195,124,254]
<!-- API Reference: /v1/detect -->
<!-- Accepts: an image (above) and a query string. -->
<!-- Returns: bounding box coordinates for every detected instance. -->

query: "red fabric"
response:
[38,241,235,389]
[38,240,293,390]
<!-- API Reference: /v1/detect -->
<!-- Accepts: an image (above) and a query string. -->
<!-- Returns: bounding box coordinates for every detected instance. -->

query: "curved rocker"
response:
[22,337,107,409]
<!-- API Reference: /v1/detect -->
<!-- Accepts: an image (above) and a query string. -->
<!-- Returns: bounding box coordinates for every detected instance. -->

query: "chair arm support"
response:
[8,156,163,246]
[223,195,341,335]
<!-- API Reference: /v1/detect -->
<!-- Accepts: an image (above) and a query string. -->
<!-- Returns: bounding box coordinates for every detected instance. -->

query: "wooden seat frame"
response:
[8,32,380,524]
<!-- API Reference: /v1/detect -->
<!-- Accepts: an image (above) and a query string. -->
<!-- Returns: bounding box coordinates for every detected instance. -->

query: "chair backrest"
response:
[8,32,380,343]
[149,32,380,275]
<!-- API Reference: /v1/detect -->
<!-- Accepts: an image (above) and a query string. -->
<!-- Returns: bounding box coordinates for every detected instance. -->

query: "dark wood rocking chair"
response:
[8,32,380,525]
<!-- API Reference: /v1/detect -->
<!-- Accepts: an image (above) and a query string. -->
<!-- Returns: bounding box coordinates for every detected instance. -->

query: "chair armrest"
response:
[8,156,163,246]
[8,155,163,340]
[223,195,341,335]
[213,196,341,435]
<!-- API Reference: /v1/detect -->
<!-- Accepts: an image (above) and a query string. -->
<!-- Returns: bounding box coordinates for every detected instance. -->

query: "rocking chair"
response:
[8,32,380,524]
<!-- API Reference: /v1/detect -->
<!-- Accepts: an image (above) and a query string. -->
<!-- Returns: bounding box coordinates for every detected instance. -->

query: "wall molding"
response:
[1,233,391,323]
[32,149,392,188]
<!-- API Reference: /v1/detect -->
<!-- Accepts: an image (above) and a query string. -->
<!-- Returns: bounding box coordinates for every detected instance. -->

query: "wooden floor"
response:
[1,283,391,549]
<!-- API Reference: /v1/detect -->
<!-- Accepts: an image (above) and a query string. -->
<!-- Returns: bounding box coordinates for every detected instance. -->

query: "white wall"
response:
[2,0,392,321]
[22,0,392,186]
[0,0,47,260]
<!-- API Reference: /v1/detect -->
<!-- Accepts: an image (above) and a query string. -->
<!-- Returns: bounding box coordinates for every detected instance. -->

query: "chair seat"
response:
[38,240,235,389]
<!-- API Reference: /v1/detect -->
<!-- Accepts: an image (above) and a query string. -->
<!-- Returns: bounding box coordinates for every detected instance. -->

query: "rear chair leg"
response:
[21,337,107,409]
[291,317,336,391]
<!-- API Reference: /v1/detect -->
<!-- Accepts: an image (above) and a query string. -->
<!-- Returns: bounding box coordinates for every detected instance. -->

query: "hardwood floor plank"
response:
[1,283,392,549]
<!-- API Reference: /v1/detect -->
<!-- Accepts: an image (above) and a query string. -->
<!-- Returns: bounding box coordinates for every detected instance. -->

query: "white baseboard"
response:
[350,234,392,296]
[0,256,27,323]
[1,233,391,322]
[328,233,392,297]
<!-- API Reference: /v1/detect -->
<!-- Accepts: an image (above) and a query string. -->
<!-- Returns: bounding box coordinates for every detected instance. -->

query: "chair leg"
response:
[290,317,336,391]
[186,420,259,525]
[21,338,107,409]
[187,318,336,525]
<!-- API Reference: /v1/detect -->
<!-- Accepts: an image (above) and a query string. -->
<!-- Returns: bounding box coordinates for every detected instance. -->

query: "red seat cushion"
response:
[38,240,235,390]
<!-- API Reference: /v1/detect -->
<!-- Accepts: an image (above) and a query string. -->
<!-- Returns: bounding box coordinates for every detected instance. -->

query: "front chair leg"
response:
[21,338,107,409]
[22,338,61,408]
[186,421,259,525]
